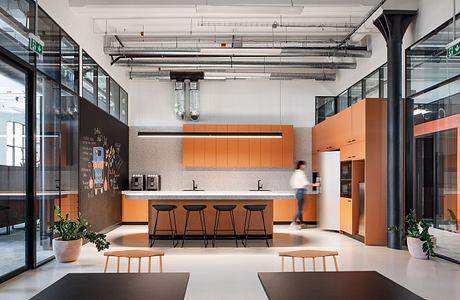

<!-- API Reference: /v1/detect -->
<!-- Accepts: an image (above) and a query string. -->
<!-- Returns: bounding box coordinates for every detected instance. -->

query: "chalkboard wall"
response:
[79,100,129,232]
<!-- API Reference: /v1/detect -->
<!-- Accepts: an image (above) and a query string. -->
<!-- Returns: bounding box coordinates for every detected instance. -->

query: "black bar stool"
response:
[242,204,270,247]
[212,204,238,247]
[181,204,208,247]
[150,204,178,247]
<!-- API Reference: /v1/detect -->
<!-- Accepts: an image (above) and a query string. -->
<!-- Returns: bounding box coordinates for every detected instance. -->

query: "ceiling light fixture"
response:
[137,131,282,139]
[195,5,303,15]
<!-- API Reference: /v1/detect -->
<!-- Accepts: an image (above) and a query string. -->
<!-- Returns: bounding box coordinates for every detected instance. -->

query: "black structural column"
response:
[374,10,417,249]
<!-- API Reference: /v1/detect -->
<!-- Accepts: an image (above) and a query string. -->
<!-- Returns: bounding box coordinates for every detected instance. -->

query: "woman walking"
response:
[290,160,319,229]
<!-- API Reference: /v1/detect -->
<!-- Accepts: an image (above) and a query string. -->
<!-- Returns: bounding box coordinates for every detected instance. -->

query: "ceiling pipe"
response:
[337,0,387,47]
[104,46,371,58]
[128,71,336,81]
[118,59,356,69]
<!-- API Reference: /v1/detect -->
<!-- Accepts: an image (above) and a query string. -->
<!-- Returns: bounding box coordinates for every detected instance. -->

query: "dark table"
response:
[258,271,424,300]
[30,273,190,300]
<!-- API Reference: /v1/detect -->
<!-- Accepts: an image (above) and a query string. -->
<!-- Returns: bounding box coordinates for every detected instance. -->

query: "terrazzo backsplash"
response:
[129,126,312,191]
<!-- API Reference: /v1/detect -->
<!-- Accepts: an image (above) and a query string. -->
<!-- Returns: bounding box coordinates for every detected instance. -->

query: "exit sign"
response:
[446,37,460,58]
[29,33,44,56]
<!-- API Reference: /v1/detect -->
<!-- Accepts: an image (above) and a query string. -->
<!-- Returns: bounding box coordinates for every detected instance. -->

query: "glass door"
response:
[0,57,27,277]
[35,73,60,264]
[416,128,460,261]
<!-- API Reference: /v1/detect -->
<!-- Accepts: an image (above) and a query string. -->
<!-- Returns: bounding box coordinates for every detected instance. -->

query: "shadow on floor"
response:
[109,232,310,248]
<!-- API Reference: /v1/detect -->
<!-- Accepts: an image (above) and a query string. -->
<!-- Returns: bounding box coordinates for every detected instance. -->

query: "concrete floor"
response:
[1,225,460,300]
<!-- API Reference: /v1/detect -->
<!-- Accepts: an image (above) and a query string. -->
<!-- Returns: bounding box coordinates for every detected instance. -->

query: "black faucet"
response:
[192,180,198,191]
[257,179,263,191]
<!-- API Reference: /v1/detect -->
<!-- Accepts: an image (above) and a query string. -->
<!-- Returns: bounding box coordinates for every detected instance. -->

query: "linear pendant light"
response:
[137,131,282,139]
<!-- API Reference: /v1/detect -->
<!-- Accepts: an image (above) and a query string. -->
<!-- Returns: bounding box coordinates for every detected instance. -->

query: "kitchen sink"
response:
[182,189,205,191]
[248,189,272,192]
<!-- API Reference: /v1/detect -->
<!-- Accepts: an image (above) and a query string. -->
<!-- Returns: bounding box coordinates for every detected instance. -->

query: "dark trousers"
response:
[293,188,305,224]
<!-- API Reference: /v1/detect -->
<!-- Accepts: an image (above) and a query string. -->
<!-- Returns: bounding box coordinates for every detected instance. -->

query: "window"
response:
[6,121,25,166]
[0,0,35,63]
[61,33,79,93]
[36,8,60,81]
[82,51,97,103]
[109,78,120,118]
[97,67,109,111]
[337,90,349,112]
[364,70,380,98]
[350,81,363,105]
[120,88,128,124]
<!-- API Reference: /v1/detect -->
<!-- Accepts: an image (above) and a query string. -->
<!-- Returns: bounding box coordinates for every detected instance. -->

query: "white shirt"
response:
[290,169,310,189]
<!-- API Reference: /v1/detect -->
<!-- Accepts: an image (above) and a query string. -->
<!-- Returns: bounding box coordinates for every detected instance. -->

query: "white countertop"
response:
[122,190,296,200]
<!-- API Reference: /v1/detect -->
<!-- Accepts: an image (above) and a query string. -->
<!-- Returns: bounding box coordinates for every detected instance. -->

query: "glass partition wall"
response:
[0,0,128,283]
[407,14,460,262]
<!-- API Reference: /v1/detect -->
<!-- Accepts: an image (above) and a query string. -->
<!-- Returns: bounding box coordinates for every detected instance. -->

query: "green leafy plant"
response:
[50,206,110,252]
[388,209,435,259]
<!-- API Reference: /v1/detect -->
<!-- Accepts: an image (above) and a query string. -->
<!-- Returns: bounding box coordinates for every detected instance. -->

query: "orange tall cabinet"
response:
[312,98,387,246]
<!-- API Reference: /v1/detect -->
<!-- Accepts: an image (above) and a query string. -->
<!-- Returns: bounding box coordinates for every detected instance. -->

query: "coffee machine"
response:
[146,174,161,191]
[130,174,145,190]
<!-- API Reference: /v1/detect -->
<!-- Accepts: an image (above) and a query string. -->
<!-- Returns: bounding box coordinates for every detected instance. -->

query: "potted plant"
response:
[389,209,435,260]
[50,206,110,263]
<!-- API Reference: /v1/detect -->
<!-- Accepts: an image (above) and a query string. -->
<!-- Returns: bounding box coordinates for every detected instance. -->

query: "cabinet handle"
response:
[348,199,351,202]
[352,139,356,142]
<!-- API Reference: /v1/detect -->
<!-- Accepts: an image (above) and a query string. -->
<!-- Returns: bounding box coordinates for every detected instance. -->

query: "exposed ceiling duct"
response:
[84,1,385,80]
[129,71,336,81]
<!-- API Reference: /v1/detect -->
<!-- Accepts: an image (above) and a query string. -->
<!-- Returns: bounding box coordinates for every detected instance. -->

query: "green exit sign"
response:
[446,37,460,58]
[29,33,44,56]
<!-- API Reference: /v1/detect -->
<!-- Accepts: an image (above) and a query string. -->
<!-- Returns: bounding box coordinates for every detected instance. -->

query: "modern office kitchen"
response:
[1,0,460,300]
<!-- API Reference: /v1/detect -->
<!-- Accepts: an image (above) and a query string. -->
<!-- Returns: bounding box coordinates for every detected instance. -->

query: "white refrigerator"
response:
[318,151,341,231]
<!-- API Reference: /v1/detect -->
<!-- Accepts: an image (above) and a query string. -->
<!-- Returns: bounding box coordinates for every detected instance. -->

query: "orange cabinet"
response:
[340,141,365,161]
[282,125,294,168]
[193,124,206,167]
[249,125,262,168]
[227,125,239,167]
[273,195,317,222]
[122,196,149,222]
[271,125,283,168]
[260,125,272,167]
[351,100,365,143]
[312,153,319,172]
[182,124,294,169]
[204,124,217,168]
[215,124,228,168]
[340,197,353,234]
[237,125,250,167]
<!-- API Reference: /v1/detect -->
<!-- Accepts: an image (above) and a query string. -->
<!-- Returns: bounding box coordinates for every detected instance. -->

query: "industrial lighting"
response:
[137,131,283,138]
[196,5,303,15]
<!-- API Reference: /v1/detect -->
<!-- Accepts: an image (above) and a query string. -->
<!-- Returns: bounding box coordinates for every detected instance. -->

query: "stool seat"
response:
[103,250,164,273]
[183,204,207,211]
[152,204,177,211]
[213,204,236,211]
[243,204,267,211]
[279,250,338,258]
[104,250,165,258]
[279,249,339,272]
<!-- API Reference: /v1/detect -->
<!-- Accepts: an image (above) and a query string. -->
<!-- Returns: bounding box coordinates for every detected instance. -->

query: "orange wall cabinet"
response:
[313,98,387,246]
[182,124,294,169]
[215,124,228,168]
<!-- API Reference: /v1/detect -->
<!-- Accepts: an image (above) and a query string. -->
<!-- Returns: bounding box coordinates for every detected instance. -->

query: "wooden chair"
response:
[103,250,165,273]
[279,250,339,272]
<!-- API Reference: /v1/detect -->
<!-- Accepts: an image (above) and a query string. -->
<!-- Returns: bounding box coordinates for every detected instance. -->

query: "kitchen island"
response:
[122,190,295,236]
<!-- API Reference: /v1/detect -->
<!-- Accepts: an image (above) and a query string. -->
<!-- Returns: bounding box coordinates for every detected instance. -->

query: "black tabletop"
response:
[258,271,424,300]
[30,273,190,300]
